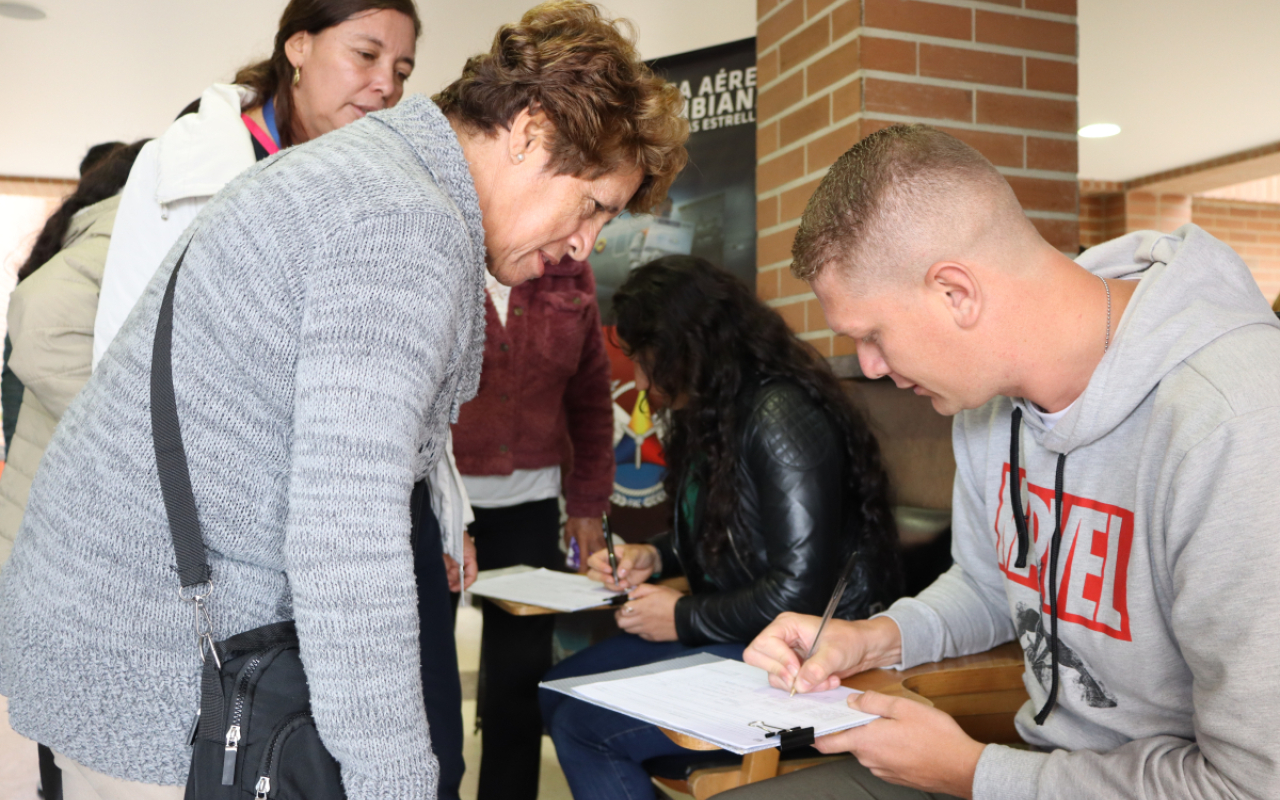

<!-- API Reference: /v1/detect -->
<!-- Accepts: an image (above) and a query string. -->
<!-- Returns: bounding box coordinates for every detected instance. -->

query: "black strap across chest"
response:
[150,239,212,589]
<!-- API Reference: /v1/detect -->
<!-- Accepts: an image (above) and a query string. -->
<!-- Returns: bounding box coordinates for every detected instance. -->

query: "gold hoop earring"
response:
[292,66,301,87]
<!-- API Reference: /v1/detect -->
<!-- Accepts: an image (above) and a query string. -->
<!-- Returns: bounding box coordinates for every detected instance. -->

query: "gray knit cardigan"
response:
[0,95,487,798]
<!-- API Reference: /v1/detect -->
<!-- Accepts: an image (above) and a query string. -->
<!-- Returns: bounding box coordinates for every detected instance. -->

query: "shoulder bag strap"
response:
[150,237,212,589]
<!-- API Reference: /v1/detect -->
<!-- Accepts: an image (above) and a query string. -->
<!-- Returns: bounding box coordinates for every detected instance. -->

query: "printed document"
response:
[544,656,877,754]
[467,567,623,612]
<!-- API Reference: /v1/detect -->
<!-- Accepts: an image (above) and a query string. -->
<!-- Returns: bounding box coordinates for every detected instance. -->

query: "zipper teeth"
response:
[230,655,265,728]
[263,712,311,777]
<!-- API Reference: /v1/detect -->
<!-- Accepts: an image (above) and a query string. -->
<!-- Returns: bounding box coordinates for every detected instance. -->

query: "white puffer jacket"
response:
[93,83,255,368]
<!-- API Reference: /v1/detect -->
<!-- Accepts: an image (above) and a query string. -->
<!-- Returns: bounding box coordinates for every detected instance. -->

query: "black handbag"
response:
[152,241,347,800]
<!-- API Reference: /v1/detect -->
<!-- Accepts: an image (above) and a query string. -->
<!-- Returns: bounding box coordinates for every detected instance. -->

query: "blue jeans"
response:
[540,634,746,800]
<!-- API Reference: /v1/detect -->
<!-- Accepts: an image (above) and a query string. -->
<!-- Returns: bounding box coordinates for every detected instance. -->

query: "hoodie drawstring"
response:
[1009,408,1068,725]
[1009,409,1031,568]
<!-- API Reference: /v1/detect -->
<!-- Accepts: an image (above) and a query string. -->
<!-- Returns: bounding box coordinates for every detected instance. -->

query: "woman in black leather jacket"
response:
[541,255,900,799]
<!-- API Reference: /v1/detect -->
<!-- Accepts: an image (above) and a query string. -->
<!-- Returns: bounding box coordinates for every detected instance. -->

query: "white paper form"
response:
[566,658,878,754]
[467,567,624,612]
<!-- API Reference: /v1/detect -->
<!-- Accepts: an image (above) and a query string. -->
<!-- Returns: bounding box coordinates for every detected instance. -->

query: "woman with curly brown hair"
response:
[0,4,686,799]
[540,255,901,799]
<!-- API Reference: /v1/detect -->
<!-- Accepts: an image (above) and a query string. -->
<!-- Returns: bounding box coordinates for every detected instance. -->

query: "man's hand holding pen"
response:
[745,613,983,799]
[746,613,902,694]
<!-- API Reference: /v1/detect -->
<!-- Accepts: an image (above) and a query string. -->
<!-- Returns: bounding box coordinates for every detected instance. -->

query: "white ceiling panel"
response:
[1078,0,1280,183]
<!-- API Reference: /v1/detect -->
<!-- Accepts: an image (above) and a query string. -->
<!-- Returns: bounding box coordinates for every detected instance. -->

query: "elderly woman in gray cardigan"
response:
[0,4,687,798]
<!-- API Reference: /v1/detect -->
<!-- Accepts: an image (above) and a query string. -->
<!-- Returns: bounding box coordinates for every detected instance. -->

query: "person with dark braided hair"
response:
[539,254,901,799]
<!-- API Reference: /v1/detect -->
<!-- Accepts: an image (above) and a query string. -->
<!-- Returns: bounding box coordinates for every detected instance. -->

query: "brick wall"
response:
[1079,192,1125,249]
[755,0,1079,351]
[1078,187,1280,302]
[1194,198,1280,302]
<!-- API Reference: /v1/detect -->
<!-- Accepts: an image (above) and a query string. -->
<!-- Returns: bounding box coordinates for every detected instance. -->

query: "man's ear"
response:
[507,106,552,163]
[285,30,311,69]
[926,262,981,330]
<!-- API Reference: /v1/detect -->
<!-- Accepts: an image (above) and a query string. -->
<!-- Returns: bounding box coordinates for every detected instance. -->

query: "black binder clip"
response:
[770,726,815,751]
[753,720,815,751]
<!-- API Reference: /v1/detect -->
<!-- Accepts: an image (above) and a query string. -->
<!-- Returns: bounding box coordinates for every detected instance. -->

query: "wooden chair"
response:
[652,642,1028,799]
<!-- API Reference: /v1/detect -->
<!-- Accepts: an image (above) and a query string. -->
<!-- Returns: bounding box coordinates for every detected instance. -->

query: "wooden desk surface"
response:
[483,597,601,616]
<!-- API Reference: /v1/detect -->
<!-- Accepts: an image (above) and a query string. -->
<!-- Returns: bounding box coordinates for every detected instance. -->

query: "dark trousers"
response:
[412,480,465,800]
[470,498,564,800]
[38,743,61,800]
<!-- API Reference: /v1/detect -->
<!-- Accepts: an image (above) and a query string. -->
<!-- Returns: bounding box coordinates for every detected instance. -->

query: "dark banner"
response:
[599,38,756,532]
[592,37,758,319]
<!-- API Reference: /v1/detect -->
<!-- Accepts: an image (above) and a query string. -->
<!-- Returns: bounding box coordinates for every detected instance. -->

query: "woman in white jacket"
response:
[94,0,419,366]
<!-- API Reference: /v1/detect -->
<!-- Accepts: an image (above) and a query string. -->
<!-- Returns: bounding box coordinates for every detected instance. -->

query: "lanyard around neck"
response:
[262,97,280,144]
[241,96,280,155]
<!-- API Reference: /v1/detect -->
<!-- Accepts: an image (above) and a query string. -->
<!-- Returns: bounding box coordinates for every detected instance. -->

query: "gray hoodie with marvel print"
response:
[882,224,1280,799]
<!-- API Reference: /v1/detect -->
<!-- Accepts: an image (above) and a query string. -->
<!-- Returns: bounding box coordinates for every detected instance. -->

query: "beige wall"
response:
[0,0,756,179]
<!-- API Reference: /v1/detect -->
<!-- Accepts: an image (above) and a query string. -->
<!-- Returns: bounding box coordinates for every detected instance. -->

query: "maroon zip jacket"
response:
[451,258,615,517]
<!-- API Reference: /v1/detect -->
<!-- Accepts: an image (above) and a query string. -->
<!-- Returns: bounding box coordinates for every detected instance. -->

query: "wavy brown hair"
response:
[434,1,688,215]
[234,0,422,147]
[613,256,901,600]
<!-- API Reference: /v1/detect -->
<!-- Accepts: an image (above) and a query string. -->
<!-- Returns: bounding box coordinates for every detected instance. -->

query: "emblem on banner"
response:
[603,326,668,508]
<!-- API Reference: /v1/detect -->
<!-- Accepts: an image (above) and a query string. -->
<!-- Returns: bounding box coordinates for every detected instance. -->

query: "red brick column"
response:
[755,0,1079,351]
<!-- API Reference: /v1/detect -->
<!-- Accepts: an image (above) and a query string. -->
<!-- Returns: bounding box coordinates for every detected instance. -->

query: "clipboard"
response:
[540,653,877,754]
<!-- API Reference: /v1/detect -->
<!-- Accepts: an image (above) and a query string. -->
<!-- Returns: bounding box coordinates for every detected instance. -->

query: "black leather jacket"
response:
[651,379,896,647]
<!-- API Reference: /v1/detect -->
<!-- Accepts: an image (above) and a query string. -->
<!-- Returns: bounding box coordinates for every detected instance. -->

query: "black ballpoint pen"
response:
[603,512,620,586]
[790,549,860,697]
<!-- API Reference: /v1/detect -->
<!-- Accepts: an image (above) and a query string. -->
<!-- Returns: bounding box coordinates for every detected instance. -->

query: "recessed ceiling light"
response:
[0,2,44,19]
[1079,123,1121,139]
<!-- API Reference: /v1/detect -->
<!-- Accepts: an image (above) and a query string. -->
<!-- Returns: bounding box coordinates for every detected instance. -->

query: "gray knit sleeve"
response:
[284,211,470,799]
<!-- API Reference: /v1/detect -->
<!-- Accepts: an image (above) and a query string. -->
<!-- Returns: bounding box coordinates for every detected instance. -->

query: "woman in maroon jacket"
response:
[452,255,615,800]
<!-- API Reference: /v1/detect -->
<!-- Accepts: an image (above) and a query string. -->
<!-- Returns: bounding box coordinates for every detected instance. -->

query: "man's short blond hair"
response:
[791,124,1020,283]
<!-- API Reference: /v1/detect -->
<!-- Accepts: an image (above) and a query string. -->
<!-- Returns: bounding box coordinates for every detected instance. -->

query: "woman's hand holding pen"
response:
[744,613,903,694]
[586,543,661,591]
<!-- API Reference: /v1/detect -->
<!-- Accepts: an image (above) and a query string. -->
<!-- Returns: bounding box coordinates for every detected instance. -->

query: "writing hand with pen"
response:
[583,538,680,642]
[745,613,985,799]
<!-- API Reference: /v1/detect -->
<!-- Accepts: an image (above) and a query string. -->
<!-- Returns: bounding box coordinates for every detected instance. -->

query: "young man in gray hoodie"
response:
[727,125,1280,800]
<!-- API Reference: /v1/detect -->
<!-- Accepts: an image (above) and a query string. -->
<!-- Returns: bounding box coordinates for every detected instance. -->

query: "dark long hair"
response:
[613,255,899,584]
[233,0,422,147]
[17,139,150,283]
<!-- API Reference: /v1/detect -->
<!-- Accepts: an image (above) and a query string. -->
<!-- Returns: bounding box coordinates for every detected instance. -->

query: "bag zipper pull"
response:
[221,725,241,785]
[255,776,271,799]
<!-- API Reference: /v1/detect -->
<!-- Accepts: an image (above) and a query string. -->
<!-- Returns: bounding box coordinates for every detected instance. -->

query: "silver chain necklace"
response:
[1098,274,1112,353]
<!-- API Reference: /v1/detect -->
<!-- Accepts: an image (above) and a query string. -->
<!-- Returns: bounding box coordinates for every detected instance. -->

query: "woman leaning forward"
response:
[0,2,687,798]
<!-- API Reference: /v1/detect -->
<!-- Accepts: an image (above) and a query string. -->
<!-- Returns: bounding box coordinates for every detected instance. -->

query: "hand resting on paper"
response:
[614,583,680,642]
[586,543,661,591]
[746,612,983,799]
